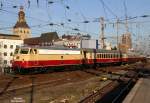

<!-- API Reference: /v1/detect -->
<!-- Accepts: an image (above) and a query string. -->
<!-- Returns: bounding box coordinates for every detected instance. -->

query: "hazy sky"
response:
[0,0,150,45]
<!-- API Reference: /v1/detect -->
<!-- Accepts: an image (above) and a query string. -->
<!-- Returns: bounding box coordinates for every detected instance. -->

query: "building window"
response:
[16,45,20,48]
[4,60,7,64]
[4,52,7,56]
[10,52,13,56]
[10,45,13,49]
[4,45,7,49]
[10,60,13,63]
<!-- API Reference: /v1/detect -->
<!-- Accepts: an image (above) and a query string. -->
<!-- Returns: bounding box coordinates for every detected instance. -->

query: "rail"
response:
[79,81,119,103]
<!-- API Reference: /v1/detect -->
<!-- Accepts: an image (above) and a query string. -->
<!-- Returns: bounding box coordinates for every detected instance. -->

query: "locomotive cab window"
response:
[20,48,29,54]
[34,49,37,54]
[14,48,20,54]
[30,49,34,54]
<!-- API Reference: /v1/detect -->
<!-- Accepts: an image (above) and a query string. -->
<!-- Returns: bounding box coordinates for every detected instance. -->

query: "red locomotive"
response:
[12,46,145,73]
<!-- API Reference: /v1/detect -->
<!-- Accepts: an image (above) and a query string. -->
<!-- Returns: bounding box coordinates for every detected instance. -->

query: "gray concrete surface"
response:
[123,78,150,103]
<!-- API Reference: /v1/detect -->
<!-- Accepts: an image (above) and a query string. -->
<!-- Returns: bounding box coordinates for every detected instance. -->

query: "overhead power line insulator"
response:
[83,21,89,23]
[66,6,70,9]
[49,23,54,26]
[141,15,150,18]
[48,1,54,4]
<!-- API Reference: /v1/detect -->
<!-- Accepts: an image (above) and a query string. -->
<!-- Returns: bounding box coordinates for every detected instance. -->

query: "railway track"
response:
[0,70,95,100]
[0,62,147,102]
[79,69,140,103]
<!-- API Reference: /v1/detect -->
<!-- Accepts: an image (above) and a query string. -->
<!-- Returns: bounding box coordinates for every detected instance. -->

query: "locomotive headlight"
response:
[22,59,24,63]
[16,56,19,59]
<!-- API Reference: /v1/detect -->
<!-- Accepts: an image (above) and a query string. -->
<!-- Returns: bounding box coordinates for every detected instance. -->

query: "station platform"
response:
[123,78,150,103]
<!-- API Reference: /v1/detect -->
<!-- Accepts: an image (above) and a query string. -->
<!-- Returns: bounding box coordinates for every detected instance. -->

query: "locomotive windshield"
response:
[20,48,29,54]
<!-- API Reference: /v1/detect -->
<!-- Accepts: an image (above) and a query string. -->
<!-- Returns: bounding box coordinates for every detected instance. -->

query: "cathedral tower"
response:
[13,6,31,40]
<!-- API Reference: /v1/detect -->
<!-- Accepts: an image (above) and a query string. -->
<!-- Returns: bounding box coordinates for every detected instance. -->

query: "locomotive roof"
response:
[96,49,120,53]
[19,46,121,53]
[20,45,81,51]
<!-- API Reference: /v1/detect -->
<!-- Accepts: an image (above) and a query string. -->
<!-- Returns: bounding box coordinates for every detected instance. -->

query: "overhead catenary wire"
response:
[0,0,150,37]
[98,0,118,18]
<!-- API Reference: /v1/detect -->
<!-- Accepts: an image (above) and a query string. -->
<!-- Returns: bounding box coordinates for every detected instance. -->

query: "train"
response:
[12,46,146,73]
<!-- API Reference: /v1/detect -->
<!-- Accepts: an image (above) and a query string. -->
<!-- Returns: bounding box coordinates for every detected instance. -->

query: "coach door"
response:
[93,49,96,65]
[83,51,87,64]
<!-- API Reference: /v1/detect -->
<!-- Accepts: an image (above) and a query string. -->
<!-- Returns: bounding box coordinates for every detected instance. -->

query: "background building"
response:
[24,32,59,46]
[119,32,132,52]
[13,6,31,40]
[61,33,91,48]
[0,34,23,73]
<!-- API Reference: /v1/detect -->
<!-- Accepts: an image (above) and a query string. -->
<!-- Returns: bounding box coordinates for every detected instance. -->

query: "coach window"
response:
[117,54,119,58]
[61,56,63,59]
[106,54,108,58]
[110,54,112,58]
[108,54,110,58]
[109,54,111,58]
[116,54,118,58]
